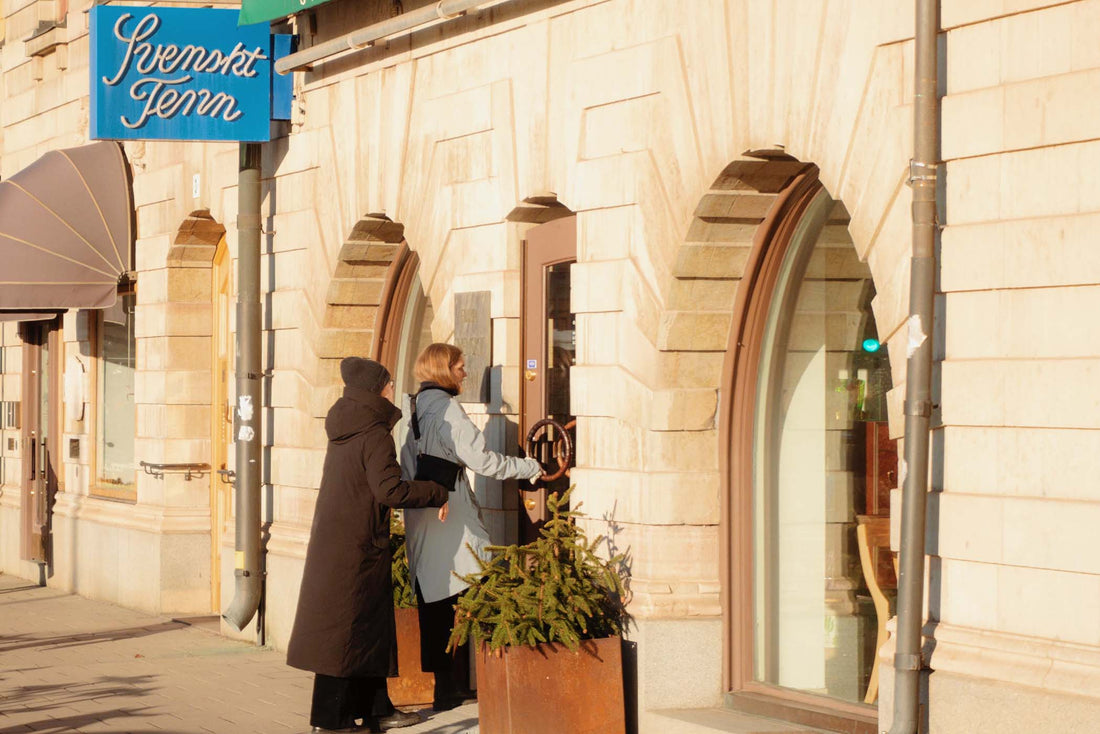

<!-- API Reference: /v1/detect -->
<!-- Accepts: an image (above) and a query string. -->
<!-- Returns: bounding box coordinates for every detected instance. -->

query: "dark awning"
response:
[0,310,62,323]
[239,0,337,25]
[0,141,133,311]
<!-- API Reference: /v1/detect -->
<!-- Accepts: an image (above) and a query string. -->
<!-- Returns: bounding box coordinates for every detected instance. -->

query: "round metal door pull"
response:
[524,418,575,482]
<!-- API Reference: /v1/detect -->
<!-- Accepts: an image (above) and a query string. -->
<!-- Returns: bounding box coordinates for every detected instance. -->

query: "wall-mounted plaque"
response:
[454,291,492,404]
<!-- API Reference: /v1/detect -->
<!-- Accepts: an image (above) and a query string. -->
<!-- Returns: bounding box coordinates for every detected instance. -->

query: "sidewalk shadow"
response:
[0,707,185,734]
[406,707,479,734]
[0,621,186,653]
[424,722,478,734]
[1,674,160,712]
[0,583,40,595]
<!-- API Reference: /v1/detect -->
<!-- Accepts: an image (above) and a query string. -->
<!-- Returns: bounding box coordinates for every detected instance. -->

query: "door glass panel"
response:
[545,263,574,425]
[97,293,136,492]
[752,192,893,704]
[539,261,575,497]
[36,330,49,528]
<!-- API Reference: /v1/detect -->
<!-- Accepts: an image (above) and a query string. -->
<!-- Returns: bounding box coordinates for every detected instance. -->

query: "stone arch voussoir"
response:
[658,154,816,354]
[316,213,406,360]
[167,209,226,267]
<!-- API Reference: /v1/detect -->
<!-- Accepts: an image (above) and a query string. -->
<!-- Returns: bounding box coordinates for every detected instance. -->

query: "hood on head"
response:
[325,388,400,443]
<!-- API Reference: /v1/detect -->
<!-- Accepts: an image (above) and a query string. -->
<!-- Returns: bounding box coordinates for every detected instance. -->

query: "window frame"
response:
[88,283,138,503]
[720,172,879,734]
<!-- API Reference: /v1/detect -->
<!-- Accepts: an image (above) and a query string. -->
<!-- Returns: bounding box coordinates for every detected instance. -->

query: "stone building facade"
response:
[2,0,1099,732]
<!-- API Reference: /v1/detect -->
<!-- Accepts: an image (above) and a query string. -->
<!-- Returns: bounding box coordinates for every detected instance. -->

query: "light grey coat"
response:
[400,388,542,604]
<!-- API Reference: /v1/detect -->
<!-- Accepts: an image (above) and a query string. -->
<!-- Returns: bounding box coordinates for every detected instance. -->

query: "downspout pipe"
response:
[890,0,940,732]
[223,142,264,633]
[275,0,494,75]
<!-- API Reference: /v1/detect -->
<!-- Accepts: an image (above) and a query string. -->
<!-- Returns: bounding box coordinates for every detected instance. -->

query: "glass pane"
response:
[395,274,434,399]
[752,193,892,704]
[97,294,136,492]
[37,331,49,525]
[545,263,574,424]
[393,274,434,445]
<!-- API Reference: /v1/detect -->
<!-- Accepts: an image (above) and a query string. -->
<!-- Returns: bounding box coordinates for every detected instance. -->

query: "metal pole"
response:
[223,142,264,633]
[890,0,939,731]
[274,0,494,75]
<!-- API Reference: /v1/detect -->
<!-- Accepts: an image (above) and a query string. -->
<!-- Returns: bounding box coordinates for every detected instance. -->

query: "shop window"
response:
[392,273,434,401]
[374,246,434,407]
[750,190,893,706]
[91,285,137,500]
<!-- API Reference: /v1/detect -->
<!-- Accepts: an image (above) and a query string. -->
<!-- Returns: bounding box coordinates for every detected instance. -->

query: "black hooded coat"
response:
[286,386,447,678]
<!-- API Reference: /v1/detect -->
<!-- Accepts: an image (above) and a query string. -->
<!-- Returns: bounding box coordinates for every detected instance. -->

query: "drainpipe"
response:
[274,0,498,75]
[890,0,939,732]
[223,142,264,633]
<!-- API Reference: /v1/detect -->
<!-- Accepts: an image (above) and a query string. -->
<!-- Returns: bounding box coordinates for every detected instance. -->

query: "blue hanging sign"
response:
[90,6,275,142]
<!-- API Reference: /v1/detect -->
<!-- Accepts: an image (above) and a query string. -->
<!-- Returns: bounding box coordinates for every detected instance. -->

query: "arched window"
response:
[725,173,895,731]
[751,188,893,705]
[373,245,434,441]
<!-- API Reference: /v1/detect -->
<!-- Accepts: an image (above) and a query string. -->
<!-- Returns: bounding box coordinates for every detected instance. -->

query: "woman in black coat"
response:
[287,357,448,733]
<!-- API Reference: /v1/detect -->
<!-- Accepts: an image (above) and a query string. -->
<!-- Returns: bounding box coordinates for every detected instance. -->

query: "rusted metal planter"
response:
[476,635,625,734]
[387,607,434,706]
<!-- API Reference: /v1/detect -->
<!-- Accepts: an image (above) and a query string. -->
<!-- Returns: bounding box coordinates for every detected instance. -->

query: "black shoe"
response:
[431,689,477,712]
[375,710,421,730]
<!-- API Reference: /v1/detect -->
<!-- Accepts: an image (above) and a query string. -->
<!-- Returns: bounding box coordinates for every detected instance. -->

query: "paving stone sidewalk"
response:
[0,574,478,734]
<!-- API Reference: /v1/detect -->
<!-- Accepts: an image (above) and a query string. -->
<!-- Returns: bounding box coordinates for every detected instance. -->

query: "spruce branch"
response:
[447,486,631,654]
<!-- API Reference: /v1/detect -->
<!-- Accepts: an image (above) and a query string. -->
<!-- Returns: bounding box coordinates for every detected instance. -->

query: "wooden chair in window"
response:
[856,514,896,704]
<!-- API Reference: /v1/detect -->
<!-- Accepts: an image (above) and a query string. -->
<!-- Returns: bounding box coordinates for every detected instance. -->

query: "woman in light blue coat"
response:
[400,343,543,711]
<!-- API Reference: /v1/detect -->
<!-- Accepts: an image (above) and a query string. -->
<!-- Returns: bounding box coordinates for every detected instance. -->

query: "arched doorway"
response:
[373,243,435,443]
[719,161,895,733]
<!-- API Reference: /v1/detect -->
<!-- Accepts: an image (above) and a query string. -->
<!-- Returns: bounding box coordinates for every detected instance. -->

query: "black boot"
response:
[432,669,476,712]
[374,710,421,731]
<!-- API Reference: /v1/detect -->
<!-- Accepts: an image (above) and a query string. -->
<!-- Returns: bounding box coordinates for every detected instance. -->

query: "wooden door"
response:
[520,216,576,541]
[210,239,232,610]
[21,318,60,564]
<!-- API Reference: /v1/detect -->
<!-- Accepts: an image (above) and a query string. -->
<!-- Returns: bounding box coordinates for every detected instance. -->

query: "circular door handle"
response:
[524,418,574,482]
[524,370,537,382]
[523,498,536,511]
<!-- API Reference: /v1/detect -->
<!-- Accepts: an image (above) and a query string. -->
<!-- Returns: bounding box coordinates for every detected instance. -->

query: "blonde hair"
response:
[414,343,464,392]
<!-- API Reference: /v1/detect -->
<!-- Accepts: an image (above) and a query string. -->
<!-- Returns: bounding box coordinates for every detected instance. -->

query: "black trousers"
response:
[414,581,469,694]
[309,673,394,730]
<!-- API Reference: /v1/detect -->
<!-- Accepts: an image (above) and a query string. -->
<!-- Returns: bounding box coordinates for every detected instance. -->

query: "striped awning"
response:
[0,142,133,311]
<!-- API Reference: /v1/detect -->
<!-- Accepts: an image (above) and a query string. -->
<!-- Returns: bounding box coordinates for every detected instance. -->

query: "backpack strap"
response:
[410,386,453,442]
[409,393,421,441]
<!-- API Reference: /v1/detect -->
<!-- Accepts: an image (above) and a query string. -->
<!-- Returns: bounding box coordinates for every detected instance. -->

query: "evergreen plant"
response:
[391,512,417,609]
[447,488,629,653]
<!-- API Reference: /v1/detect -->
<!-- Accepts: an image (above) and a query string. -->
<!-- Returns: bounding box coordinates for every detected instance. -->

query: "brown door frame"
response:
[519,216,576,530]
[20,317,61,565]
[718,170,878,733]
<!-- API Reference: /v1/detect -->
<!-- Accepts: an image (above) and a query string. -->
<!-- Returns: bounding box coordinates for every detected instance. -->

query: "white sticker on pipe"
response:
[906,314,927,359]
[238,426,255,442]
[238,395,253,421]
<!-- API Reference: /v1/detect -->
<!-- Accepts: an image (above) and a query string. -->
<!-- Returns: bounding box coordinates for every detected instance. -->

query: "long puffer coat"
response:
[286,386,447,678]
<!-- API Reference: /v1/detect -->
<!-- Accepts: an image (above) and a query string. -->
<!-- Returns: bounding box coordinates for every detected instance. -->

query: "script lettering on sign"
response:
[90,6,276,141]
[101,13,269,130]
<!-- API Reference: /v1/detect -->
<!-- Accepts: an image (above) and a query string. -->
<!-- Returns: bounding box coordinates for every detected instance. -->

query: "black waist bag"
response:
[414,453,462,491]
[410,389,462,492]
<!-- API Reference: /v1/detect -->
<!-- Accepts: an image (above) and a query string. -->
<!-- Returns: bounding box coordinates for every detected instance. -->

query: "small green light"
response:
[862,338,881,353]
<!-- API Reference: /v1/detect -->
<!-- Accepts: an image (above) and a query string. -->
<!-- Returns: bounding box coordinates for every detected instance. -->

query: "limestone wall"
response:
[2,0,1099,728]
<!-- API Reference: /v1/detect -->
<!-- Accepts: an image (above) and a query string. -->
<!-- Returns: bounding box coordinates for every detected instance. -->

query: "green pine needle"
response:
[447,487,631,653]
